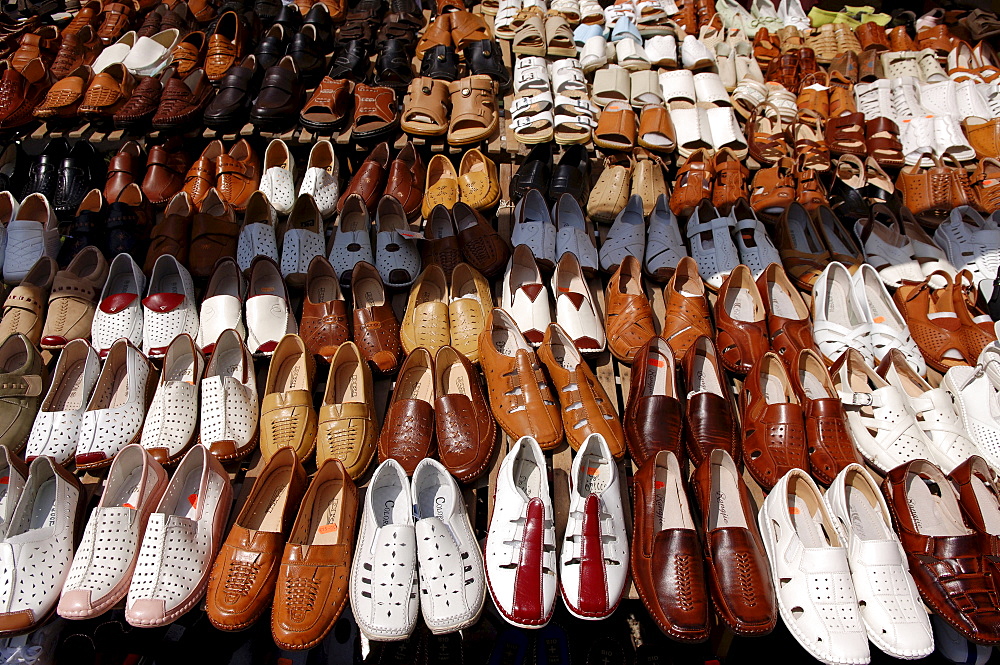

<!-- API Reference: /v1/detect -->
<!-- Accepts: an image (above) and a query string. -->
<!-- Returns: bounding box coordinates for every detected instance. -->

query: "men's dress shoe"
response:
[215,139,259,213]
[741,351,808,491]
[350,261,402,374]
[183,140,224,208]
[253,23,287,70]
[433,345,494,483]
[91,252,145,356]
[250,56,305,131]
[54,141,101,215]
[22,138,65,204]
[203,54,259,128]
[237,192,279,273]
[58,445,168,620]
[207,447,307,631]
[756,262,817,364]
[825,464,935,660]
[631,450,710,642]
[25,339,100,464]
[197,258,245,354]
[447,262,490,362]
[0,256,54,346]
[205,10,245,82]
[287,24,325,87]
[300,256,348,362]
[113,66,169,130]
[385,142,425,221]
[691,449,776,636]
[479,308,562,449]
[171,30,206,76]
[105,184,151,263]
[0,456,81,636]
[758,468,871,664]
[199,328,258,460]
[142,142,189,206]
[714,264,769,375]
[59,190,103,266]
[151,68,213,129]
[125,445,233,628]
[400,264,450,356]
[139,334,204,465]
[105,141,146,204]
[0,59,48,130]
[260,334,317,462]
[326,39,368,81]
[775,202,834,292]
[605,255,655,363]
[379,347,435,476]
[97,2,136,45]
[4,193,59,285]
[317,341,377,478]
[883,459,1000,645]
[454,203,509,279]
[142,254,199,358]
[245,255,296,356]
[682,335,740,466]
[145,189,193,273]
[303,2,334,42]
[0,333,44,455]
[40,246,108,349]
[549,144,590,206]
[54,26,99,81]
[412,458,486,632]
[338,142,390,213]
[79,62,135,120]
[279,194,326,289]
[297,139,340,218]
[661,256,714,361]
[485,436,557,628]
[512,143,552,203]
[949,456,1000,561]
[539,323,624,457]
[624,336,683,465]
[188,188,238,281]
[559,433,628,620]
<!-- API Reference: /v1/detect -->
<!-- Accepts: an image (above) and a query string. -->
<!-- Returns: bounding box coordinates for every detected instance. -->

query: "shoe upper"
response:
[245,256,297,355]
[812,261,874,365]
[501,244,553,346]
[374,196,421,289]
[199,329,258,459]
[4,193,59,285]
[644,193,687,280]
[280,194,327,287]
[731,201,780,279]
[600,194,646,274]
[92,252,146,356]
[934,206,1000,301]
[852,263,925,375]
[298,139,339,218]
[142,254,199,358]
[140,334,204,462]
[512,189,557,268]
[236,192,280,273]
[553,193,597,274]
[197,257,246,353]
[258,138,296,214]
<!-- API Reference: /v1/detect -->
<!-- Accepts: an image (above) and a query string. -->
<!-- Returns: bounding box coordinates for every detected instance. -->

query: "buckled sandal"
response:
[401,76,450,136]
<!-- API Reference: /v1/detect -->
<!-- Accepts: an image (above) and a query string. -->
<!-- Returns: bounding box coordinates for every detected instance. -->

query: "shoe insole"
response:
[331,357,362,404]
[415,467,454,521]
[546,336,579,371]
[820,219,855,256]
[29,478,57,531]
[788,215,823,253]
[654,459,693,531]
[396,363,433,403]
[492,328,530,356]
[306,478,346,546]
[904,473,968,537]
[451,274,481,304]
[273,352,308,392]
[209,268,241,299]
[768,282,801,319]
[414,277,445,305]
[427,212,454,239]
[641,342,672,398]
[379,206,407,233]
[577,451,611,496]
[798,368,829,400]
[251,270,283,298]
[824,278,863,328]
[171,465,203,520]
[512,453,542,500]
[440,361,472,398]
[354,277,385,308]
[213,343,245,380]
[723,285,762,323]
[108,271,139,296]
[308,272,339,305]
[155,273,184,295]
[686,347,723,397]
[707,461,748,530]
[371,474,408,528]
[863,279,901,327]
[761,359,791,404]
[165,355,196,383]
[108,467,143,509]
[844,482,892,542]
[0,348,26,373]
[49,358,89,411]
[674,271,703,298]
[971,475,1000,536]
[340,207,368,234]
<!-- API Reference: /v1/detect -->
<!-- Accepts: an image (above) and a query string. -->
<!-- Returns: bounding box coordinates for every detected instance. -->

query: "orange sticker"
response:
[647,357,666,368]
[788,506,801,515]
[188,493,199,509]
[122,503,136,510]
[318,524,339,534]
[654,481,665,489]
[586,466,600,476]
[873,316,885,324]
[0,476,9,485]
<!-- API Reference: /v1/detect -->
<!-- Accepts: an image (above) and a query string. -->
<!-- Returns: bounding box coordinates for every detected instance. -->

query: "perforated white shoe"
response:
[199,329,258,462]
[92,253,146,357]
[298,139,340,218]
[140,334,204,466]
[258,138,296,215]
[812,262,874,365]
[944,344,1000,471]
[196,258,245,354]
[934,206,1000,302]
[236,192,280,273]
[142,254,199,359]
[852,263,925,375]
[553,194,597,274]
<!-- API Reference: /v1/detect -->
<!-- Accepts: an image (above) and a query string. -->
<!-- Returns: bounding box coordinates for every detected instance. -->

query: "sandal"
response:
[796,71,829,118]
[511,110,555,143]
[592,65,630,107]
[826,111,868,156]
[594,99,636,150]
[549,58,588,97]
[630,69,662,106]
[352,83,399,139]
[747,101,790,164]
[865,116,904,167]
[451,11,492,50]
[616,37,650,70]
[401,77,450,136]
[514,55,549,93]
[447,74,498,145]
[972,157,1000,212]
[415,13,453,58]
[580,0,604,24]
[300,77,354,132]
[764,81,797,122]
[637,103,675,151]
[545,14,576,56]
[513,12,546,55]
[554,95,598,144]
[550,0,580,23]
[494,0,521,38]
[792,109,830,170]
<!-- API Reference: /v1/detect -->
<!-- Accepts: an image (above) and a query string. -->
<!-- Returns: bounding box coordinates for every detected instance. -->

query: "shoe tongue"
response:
[142,292,185,312]
[100,292,137,314]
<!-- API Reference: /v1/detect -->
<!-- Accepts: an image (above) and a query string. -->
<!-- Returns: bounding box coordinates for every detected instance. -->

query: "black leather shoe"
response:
[250,56,305,131]
[464,39,511,94]
[287,24,326,88]
[274,3,302,32]
[303,2,333,44]
[420,44,458,81]
[23,138,67,202]
[0,143,24,196]
[511,142,552,203]
[254,23,288,70]
[374,39,413,91]
[549,144,590,206]
[377,12,423,46]
[203,54,260,129]
[58,189,104,266]
[105,184,150,261]
[327,40,368,81]
[253,0,281,20]
[55,141,100,216]
[389,0,418,13]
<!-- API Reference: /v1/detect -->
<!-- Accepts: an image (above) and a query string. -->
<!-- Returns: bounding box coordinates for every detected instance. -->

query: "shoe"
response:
[245,255,296,355]
[447,262,491,362]
[260,334,317,462]
[142,254,199,358]
[852,263,925,374]
[661,256,713,359]
[934,206,1000,302]
[421,205,462,276]
[714,264,769,376]
[0,457,82,636]
[203,54,259,129]
[0,256,54,347]
[485,436,557,628]
[236,191,279,273]
[40,245,109,349]
[553,193,597,275]
[91,252,145,357]
[757,467,870,665]
[379,347,435,476]
[0,447,25,537]
[374,196,421,289]
[250,56,306,131]
[624,336,683,464]
[139,334,204,466]
[300,256,348,362]
[730,200,780,278]
[258,138,296,215]
[25,339,100,465]
[400,264,450,356]
[206,447,307,631]
[550,252,604,352]
[0,332,44,455]
[559,433,628,620]
[58,445,167,620]
[433,345,494,483]
[125,445,233,628]
[349,458,418,640]
[454,202,510,278]
[757,262,817,364]
[685,200,739,289]
[682,335,740,466]
[54,141,102,216]
[3,193,59,285]
[279,194,326,289]
[199,328,258,461]
[351,261,402,375]
[317,341,377,478]
[196,257,244,354]
[599,194,644,274]
[297,139,340,218]
[604,255,655,363]
[643,193,686,282]
[825,464,935,660]
[328,194,373,287]
[855,204,925,287]
[144,191,192,273]
[811,261,873,365]
[512,189,557,270]
[501,244,551,346]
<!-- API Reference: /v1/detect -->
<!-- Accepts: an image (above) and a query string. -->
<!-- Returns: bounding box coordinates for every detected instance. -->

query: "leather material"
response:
[260,335,316,462]
[104,141,144,204]
[250,57,305,129]
[434,347,494,484]
[316,342,376,479]
[662,256,713,358]
[203,57,258,128]
[338,142,390,213]
[454,203,510,278]
[299,76,353,131]
[384,142,425,222]
[351,263,402,375]
[379,398,434,476]
[714,266,769,375]
[757,264,818,364]
[625,338,683,464]
[605,255,656,363]
[142,144,188,206]
[682,338,740,466]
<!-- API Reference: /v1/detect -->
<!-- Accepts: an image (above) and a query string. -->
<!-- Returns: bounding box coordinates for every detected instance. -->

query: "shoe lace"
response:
[284,576,320,622]
[223,559,259,603]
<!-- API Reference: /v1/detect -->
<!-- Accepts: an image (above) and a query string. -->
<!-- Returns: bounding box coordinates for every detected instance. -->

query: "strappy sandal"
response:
[796,71,829,118]
[580,0,603,23]
[513,12,545,55]
[777,25,802,52]
[865,116,904,168]
[753,26,779,67]
[545,14,575,56]
[594,99,636,150]
[549,58,588,98]
[401,77,450,136]
[494,0,520,38]
[974,41,1000,82]
[732,78,767,118]
[451,11,492,50]
[554,95,598,144]
[511,110,554,143]
[514,55,549,93]
[416,13,453,58]
[792,109,830,171]
[352,83,399,139]
[827,71,856,117]
[549,0,580,22]
[827,110,867,157]
[448,75,498,145]
[804,24,837,64]
[747,101,790,165]
[763,82,797,122]
[972,157,1000,212]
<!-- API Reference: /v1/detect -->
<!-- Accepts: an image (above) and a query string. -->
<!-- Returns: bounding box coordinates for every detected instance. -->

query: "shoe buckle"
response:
[844,391,873,406]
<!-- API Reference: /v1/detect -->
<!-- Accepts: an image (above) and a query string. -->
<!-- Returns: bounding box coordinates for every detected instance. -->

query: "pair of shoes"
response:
[183,139,260,214]
[258,138,342,217]
[400,262,491,359]
[421,150,499,215]
[422,201,511,279]
[513,188,596,274]
[330,193,421,290]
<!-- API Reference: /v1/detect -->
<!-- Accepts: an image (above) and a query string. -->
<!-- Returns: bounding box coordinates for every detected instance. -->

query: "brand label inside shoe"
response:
[380,499,394,527]
[714,491,732,526]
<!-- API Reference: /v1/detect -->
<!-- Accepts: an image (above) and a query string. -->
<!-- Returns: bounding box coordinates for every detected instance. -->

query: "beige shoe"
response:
[41,246,109,350]
[260,334,317,462]
[400,264,451,356]
[0,257,56,346]
[316,341,377,479]
[449,263,492,363]
[630,152,668,217]
[422,154,459,219]
[458,148,501,210]
[587,154,634,223]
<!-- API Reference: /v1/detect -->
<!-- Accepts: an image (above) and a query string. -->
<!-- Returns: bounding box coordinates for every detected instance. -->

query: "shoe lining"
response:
[440,359,472,398]
[903,472,967,537]
[108,268,139,297]
[397,361,434,403]
[330,356,363,404]
[707,460,747,530]
[49,358,88,411]
[824,275,860,328]
[768,281,800,319]
[787,474,839,548]
[308,271,339,305]
[863,277,901,327]
[788,213,823,253]
[415,274,446,305]
[723,283,763,323]
[28,478,57,531]
[687,344,723,397]
[304,478,346,546]
[165,465,202,520]
[107,467,143,510]
[761,356,792,404]
[512,453,542,500]
[415,465,454,520]
[243,467,294,533]
[642,340,672,398]
[212,342,245,380]
[971,475,1000,536]
[154,272,184,295]
[165,348,196,383]
[354,276,386,308]
[844,476,891,541]
[577,451,611,496]
[107,362,130,409]
[370,474,408,531]
[274,352,308,393]
[492,327,530,356]
[654,456,692,531]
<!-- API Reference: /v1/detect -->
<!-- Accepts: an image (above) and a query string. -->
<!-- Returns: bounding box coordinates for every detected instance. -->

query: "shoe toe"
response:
[127,598,167,626]
[58,589,95,618]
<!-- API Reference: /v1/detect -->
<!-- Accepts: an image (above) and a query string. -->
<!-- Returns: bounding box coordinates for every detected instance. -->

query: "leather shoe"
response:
[203,54,260,129]
[250,56,305,132]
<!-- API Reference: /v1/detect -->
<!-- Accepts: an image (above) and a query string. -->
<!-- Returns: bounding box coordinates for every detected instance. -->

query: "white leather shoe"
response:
[686,200,739,289]
[776,0,809,29]
[559,433,628,620]
[551,252,605,352]
[199,328,258,461]
[236,192,279,273]
[280,194,327,288]
[258,139,296,214]
[350,458,419,641]
[553,194,598,274]
[91,31,136,73]
[140,334,204,466]
[644,193,686,281]
[852,264,925,375]
[411,458,485,634]
[4,193,59,285]
[374,196,420,289]
[501,244,552,346]
[121,29,180,76]
[680,34,714,70]
[812,262,874,365]
[944,344,1000,470]
[730,200,781,278]
[599,194,645,274]
[196,257,245,353]
[513,189,558,270]
[25,339,101,465]
[142,254,199,359]
[328,194,373,286]
[855,209,925,287]
[92,252,146,357]
[758,468,871,665]
[933,206,1000,302]
[0,456,82,635]
[298,139,340,218]
[0,448,25,538]
[125,445,232,628]
[749,0,782,30]
[486,436,557,629]
[59,445,168,620]
[245,256,296,355]
[75,338,158,471]
[825,464,934,660]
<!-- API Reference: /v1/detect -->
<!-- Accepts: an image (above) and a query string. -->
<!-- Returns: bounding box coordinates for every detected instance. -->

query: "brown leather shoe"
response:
[79,62,134,120]
[670,148,713,217]
[711,148,748,214]
[756,263,817,365]
[40,246,109,349]
[420,205,462,277]
[884,459,1000,645]
[300,255,349,362]
[189,188,238,279]
[299,76,353,132]
[64,0,102,36]
[662,256,713,359]
[316,341,377,479]
[454,202,510,278]
[478,307,562,449]
[183,139,223,208]
[740,351,808,490]
[113,66,170,129]
[714,264,768,376]
[682,335,739,466]
[142,140,189,205]
[151,68,213,129]
[350,261,402,375]
[448,262,491,362]
[631,450,710,643]
[50,25,100,79]
[205,11,245,82]
[538,322,625,457]
[105,140,145,203]
[384,141,425,221]
[32,64,90,121]
[171,30,205,76]
[0,59,48,130]
[624,336,683,465]
[215,138,259,212]
[949,455,1000,553]
[774,202,832,291]
[433,344,495,483]
[0,257,56,346]
[260,333,317,461]
[206,448,308,632]
[605,255,656,363]
[379,347,435,476]
[145,191,193,273]
[690,449,777,636]
[271,458,358,651]
[337,141,390,213]
[96,1,137,45]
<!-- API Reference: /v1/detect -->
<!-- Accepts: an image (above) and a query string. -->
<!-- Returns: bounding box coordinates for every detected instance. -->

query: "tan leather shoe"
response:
[422,154,459,218]
[183,139,223,207]
[300,256,349,363]
[458,148,500,210]
[378,347,436,476]
[40,246,109,350]
[756,262,817,365]
[316,341,377,479]
[271,458,357,651]
[351,261,402,375]
[587,153,633,223]
[433,345,495,483]
[479,307,562,448]
[0,257,56,346]
[604,254,656,363]
[449,262,492,362]
[260,334,317,462]
[400,264,450,356]
[206,448,308,631]
[215,138,259,212]
[538,323,625,457]
[662,256,713,358]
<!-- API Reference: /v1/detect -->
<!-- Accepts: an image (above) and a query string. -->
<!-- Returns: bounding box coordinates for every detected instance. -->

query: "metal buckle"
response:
[845,392,873,407]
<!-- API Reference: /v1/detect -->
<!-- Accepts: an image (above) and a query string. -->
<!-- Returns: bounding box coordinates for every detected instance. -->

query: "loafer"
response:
[214,139,259,213]
[92,252,146,357]
[245,255,296,355]
[260,334,317,462]
[142,254,199,359]
[236,192,279,273]
[279,194,326,289]
[299,256,348,362]
[258,138,296,215]
[0,257,55,346]
[197,257,245,355]
[350,261,401,374]
[205,11,246,82]
[624,336,683,464]
[604,255,655,363]
[203,54,259,129]
[682,335,740,465]
[151,68,213,130]
[140,334,204,465]
[378,347,435,475]
[59,190,103,266]
[40,245,108,349]
[141,141,189,206]
[54,141,101,215]
[3,193,59,285]
[199,328,258,461]
[0,333,45,454]
[250,55,305,131]
[145,191,193,274]
[22,139,66,204]
[317,341,376,477]
[189,188,238,280]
